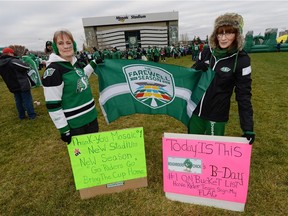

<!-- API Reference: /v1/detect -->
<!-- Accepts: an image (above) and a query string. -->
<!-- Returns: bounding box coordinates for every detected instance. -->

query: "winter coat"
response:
[192,47,254,132]
[0,55,31,93]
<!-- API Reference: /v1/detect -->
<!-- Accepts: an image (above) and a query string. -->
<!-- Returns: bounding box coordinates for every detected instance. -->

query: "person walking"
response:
[42,29,102,144]
[189,13,255,144]
[0,47,37,120]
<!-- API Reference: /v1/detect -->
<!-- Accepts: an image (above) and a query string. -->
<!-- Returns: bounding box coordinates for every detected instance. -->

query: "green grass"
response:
[1,53,288,216]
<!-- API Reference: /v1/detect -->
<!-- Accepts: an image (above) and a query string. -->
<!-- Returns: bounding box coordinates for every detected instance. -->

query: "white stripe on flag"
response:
[175,87,197,117]
[99,83,197,120]
[99,83,130,105]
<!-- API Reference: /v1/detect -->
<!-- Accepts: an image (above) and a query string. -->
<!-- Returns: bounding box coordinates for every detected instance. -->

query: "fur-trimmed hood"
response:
[209,13,245,50]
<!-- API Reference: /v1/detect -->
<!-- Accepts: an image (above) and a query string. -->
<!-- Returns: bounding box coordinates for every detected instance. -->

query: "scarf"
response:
[212,46,238,60]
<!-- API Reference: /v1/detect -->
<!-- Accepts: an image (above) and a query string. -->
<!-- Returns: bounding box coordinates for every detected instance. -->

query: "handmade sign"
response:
[67,127,147,191]
[163,133,252,212]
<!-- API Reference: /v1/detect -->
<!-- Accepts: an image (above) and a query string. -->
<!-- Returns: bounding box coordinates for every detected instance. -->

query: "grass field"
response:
[0,53,287,216]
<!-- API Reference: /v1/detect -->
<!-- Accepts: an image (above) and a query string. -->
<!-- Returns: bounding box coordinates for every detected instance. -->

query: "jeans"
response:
[13,90,36,119]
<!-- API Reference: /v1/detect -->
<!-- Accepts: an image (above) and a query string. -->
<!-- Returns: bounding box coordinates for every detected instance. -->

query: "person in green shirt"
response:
[146,46,153,61]
[42,29,102,144]
[111,47,122,59]
[101,48,112,59]
[92,47,101,60]
[152,46,160,62]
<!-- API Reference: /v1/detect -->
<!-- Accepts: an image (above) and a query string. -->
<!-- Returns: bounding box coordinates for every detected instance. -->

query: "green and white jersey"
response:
[42,53,98,134]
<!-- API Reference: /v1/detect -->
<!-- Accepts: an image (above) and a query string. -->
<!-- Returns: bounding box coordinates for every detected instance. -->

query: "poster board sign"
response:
[162,133,252,212]
[67,127,147,199]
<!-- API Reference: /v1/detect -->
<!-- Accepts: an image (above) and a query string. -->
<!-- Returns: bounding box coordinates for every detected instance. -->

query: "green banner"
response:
[95,59,215,127]
[67,127,147,190]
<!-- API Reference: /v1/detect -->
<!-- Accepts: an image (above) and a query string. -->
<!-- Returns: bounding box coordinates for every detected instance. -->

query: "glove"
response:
[61,131,72,144]
[194,62,208,71]
[95,58,104,64]
[194,61,208,72]
[242,131,255,145]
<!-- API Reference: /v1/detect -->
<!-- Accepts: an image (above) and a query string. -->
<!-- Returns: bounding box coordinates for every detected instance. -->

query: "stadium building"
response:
[82,11,179,50]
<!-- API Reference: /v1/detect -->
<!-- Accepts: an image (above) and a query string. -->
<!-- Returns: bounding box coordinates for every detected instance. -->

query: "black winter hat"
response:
[46,41,52,46]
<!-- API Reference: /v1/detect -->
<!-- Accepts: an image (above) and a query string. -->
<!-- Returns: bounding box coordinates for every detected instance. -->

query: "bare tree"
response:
[180,33,189,44]
[8,45,26,56]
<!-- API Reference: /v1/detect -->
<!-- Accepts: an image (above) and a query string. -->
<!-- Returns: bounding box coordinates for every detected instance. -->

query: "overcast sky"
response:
[1,0,287,51]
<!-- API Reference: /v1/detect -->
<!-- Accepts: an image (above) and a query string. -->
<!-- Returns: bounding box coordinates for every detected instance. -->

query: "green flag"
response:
[95,59,215,127]
[22,55,42,87]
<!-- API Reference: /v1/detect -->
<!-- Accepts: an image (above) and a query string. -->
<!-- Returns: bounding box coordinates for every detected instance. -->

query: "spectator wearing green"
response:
[189,13,255,144]
[192,42,200,61]
[146,46,153,61]
[152,46,160,62]
[101,48,112,59]
[111,47,122,59]
[42,29,101,144]
[92,47,101,60]
[165,46,170,57]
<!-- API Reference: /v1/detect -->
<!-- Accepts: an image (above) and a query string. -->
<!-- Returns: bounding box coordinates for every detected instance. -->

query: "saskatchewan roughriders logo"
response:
[123,64,175,109]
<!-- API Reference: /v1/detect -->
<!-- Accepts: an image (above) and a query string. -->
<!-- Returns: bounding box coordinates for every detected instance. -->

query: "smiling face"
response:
[216,26,237,49]
[56,34,74,61]
[53,30,75,62]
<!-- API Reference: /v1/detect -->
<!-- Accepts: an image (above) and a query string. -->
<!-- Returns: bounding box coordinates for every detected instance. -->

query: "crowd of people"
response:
[0,12,255,145]
[74,42,208,67]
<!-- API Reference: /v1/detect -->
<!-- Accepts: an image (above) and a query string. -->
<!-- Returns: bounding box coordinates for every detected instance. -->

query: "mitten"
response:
[242,131,255,145]
[61,131,72,144]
